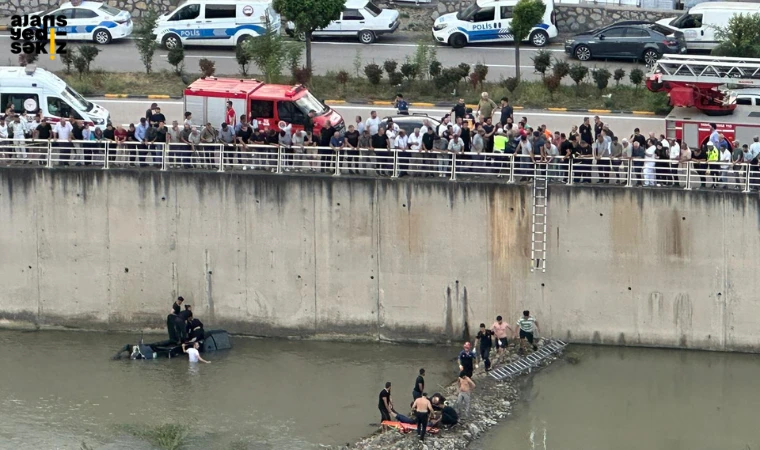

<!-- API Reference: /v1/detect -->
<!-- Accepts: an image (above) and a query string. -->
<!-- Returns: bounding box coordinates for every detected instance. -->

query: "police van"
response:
[154,0,280,49]
[432,0,557,48]
[0,65,110,129]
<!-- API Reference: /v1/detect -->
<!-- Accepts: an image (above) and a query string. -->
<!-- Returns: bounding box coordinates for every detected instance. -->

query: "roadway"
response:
[0,33,649,82]
[93,97,666,136]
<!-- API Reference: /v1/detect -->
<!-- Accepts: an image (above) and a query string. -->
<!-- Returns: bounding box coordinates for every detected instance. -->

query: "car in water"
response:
[564,21,686,66]
[285,0,400,44]
[381,114,442,136]
[26,1,133,45]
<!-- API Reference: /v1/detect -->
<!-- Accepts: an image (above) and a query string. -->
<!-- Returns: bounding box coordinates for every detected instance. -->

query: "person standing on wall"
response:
[378,382,393,422]
[413,368,425,401]
[458,342,477,378]
[516,310,540,353]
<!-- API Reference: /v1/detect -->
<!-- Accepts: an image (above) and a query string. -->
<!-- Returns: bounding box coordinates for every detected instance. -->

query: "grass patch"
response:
[119,423,189,450]
[57,69,671,114]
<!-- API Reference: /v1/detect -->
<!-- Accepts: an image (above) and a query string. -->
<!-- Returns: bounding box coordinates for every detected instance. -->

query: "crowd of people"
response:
[3,96,760,189]
[378,310,540,442]
[166,296,210,364]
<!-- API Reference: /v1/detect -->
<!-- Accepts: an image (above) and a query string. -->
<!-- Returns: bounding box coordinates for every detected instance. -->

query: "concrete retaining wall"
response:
[1,169,759,352]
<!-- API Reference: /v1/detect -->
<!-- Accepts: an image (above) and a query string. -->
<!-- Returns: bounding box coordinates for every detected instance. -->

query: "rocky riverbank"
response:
[327,339,564,450]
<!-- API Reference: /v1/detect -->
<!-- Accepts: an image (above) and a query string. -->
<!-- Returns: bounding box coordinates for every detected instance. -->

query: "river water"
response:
[476,346,760,450]
[0,330,456,450]
[3,332,760,450]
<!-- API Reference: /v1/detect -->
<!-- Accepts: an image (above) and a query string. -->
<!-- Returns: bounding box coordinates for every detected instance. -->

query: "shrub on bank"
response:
[58,68,671,114]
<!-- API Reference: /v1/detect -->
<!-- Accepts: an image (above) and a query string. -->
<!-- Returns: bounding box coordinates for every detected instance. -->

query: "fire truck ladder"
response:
[651,55,760,86]
[489,339,567,381]
[530,165,548,273]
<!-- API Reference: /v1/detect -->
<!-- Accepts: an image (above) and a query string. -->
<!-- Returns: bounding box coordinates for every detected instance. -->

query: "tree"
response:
[364,63,382,85]
[552,60,570,80]
[473,63,488,90]
[199,58,216,77]
[592,68,611,93]
[241,23,301,83]
[77,45,100,73]
[543,74,561,100]
[168,46,185,76]
[400,62,419,81]
[712,13,760,58]
[133,7,160,74]
[569,63,588,96]
[629,68,644,90]
[273,0,344,77]
[383,60,398,76]
[613,68,626,87]
[509,0,546,83]
[235,42,253,77]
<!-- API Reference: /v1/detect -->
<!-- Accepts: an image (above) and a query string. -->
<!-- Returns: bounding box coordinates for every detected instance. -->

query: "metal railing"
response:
[0,139,758,192]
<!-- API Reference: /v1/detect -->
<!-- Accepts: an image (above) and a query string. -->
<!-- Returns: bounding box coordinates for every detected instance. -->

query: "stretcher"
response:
[381,421,440,435]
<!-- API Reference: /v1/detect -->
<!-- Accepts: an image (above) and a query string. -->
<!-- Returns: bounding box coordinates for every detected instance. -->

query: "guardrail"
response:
[0,139,758,191]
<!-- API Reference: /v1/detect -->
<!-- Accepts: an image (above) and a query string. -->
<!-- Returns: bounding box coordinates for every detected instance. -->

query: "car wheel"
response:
[162,33,182,50]
[296,31,306,42]
[237,35,252,46]
[574,45,592,61]
[643,49,660,67]
[529,30,549,47]
[449,33,467,48]
[93,29,112,45]
[358,30,375,44]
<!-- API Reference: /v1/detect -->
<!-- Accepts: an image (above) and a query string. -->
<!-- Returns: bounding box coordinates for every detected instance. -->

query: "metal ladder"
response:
[489,340,567,381]
[530,165,548,273]
[650,55,760,86]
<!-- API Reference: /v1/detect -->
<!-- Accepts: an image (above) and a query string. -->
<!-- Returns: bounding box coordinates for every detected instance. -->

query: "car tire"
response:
[574,45,592,61]
[93,29,112,45]
[296,31,306,42]
[449,33,467,48]
[529,30,549,47]
[643,49,660,67]
[358,30,375,44]
[237,35,252,46]
[162,33,182,50]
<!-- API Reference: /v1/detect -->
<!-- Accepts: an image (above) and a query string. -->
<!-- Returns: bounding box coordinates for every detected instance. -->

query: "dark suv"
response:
[564,21,686,66]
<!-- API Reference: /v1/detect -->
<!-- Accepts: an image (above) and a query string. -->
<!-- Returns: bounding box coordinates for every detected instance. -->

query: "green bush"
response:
[388,71,404,86]
[474,63,488,88]
[292,66,311,85]
[613,68,626,86]
[167,46,184,76]
[336,70,349,86]
[532,49,551,78]
[235,42,252,76]
[552,60,570,80]
[428,60,442,78]
[383,59,397,76]
[712,13,760,58]
[364,63,383,85]
[501,76,519,93]
[569,63,589,94]
[629,68,644,89]
[400,62,419,81]
[543,74,561,100]
[592,68,611,92]
[199,58,216,77]
[457,62,470,82]
[77,44,100,73]
[435,67,462,93]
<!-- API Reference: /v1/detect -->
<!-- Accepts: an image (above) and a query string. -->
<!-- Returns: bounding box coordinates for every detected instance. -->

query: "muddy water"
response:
[475,346,760,450]
[0,330,457,450]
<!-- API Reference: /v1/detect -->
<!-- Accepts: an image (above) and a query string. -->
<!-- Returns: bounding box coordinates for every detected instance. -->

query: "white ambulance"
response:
[154,0,280,49]
[0,65,110,128]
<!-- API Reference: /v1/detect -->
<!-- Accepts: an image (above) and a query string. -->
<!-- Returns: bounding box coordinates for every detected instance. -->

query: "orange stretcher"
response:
[381,421,440,435]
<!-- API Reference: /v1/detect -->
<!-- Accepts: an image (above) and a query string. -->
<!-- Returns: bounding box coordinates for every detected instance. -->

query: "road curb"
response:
[95,95,661,116]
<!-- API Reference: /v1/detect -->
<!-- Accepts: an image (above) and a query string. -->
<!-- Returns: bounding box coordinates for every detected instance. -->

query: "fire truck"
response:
[647,54,760,149]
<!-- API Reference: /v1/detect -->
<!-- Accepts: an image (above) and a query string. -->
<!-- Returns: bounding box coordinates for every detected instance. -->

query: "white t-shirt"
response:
[54,121,73,140]
[187,347,200,362]
[669,142,680,160]
[365,117,381,135]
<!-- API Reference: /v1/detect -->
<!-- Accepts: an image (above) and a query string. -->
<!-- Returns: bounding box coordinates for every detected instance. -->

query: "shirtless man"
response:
[456,371,476,419]
[491,315,514,354]
[411,393,434,441]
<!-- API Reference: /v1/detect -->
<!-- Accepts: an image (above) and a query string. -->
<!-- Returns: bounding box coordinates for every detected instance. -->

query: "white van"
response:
[432,0,558,48]
[154,0,281,49]
[656,2,760,51]
[0,66,110,129]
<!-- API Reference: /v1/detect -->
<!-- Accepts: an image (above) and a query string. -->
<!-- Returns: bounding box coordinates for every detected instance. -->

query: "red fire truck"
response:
[647,55,760,149]
[184,77,344,135]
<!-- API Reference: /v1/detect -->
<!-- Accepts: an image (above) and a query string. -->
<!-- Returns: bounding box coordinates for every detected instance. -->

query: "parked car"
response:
[26,1,133,44]
[656,2,760,51]
[564,21,686,66]
[285,0,399,44]
[731,89,760,107]
[382,114,442,135]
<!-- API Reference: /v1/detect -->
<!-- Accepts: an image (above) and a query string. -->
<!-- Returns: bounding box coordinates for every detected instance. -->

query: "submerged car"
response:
[564,21,686,66]
[285,0,400,44]
[26,1,133,45]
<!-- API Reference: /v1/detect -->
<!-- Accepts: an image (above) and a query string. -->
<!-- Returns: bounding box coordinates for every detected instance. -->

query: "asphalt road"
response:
[0,33,650,82]
[93,97,665,136]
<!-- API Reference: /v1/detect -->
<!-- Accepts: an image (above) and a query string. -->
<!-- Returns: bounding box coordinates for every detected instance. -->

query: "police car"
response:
[27,1,133,45]
[432,0,557,48]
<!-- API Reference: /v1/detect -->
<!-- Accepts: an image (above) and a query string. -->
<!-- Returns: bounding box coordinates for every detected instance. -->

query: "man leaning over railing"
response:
[357,128,372,174]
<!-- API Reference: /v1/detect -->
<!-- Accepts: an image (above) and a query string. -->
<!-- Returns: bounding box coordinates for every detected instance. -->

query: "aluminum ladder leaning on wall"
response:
[488,340,567,381]
[530,164,549,273]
